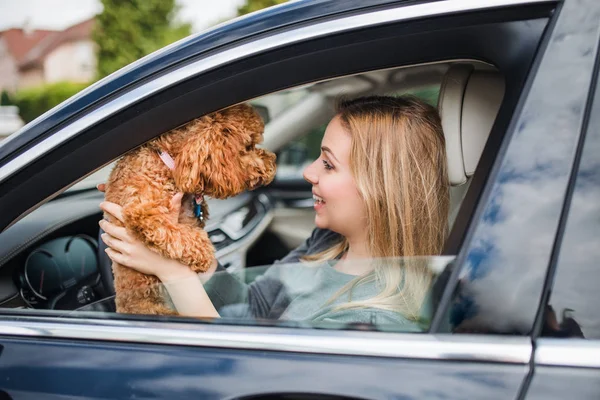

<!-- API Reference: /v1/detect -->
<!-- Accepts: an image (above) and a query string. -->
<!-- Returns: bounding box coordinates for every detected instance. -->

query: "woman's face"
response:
[303,115,366,237]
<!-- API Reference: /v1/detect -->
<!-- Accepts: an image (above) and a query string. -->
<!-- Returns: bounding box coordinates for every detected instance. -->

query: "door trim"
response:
[0,316,531,363]
[535,338,600,368]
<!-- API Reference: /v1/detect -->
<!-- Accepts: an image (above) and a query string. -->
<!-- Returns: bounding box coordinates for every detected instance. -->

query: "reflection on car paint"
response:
[548,50,600,339]
[0,338,528,400]
[453,0,600,335]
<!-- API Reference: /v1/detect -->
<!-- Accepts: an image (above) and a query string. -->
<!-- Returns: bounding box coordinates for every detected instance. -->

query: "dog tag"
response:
[193,196,204,222]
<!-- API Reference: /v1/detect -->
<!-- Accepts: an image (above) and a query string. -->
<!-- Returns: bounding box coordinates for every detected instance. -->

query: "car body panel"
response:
[529,340,600,398]
[0,336,529,400]
[527,366,600,400]
[542,14,600,341]
[2,0,599,399]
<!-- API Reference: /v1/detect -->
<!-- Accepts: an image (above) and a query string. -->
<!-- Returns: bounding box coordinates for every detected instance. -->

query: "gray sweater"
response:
[204,228,427,330]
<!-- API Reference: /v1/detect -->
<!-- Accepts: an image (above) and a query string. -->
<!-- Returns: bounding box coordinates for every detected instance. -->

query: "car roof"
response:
[0,0,414,165]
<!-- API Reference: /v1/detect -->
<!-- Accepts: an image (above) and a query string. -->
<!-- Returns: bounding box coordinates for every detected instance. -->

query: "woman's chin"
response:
[314,216,328,229]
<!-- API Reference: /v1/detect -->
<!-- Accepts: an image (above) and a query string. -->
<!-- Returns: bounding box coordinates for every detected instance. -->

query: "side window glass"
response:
[543,76,600,339]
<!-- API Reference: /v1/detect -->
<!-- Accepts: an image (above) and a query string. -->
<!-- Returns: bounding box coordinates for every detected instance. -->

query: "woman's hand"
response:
[99,193,195,282]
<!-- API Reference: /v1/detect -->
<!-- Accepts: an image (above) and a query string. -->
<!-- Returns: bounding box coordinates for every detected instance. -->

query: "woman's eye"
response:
[322,160,334,170]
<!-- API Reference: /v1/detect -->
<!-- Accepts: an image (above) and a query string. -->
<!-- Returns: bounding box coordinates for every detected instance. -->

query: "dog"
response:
[104,104,276,315]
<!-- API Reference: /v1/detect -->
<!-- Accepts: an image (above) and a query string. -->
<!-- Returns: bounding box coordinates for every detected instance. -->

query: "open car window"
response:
[0,61,505,332]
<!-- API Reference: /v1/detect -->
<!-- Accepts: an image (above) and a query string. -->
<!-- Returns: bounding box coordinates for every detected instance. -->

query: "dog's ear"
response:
[172,122,211,193]
[171,104,269,196]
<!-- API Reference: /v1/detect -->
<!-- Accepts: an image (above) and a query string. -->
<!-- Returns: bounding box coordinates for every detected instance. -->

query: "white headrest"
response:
[437,65,505,186]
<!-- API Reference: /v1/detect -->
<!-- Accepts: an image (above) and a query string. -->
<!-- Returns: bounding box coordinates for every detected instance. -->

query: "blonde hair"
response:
[304,95,449,321]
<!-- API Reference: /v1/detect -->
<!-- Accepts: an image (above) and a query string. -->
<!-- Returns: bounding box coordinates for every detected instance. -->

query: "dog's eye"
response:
[246,144,254,151]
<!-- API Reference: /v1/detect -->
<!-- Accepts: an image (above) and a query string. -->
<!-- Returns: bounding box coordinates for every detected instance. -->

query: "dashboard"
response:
[19,235,100,309]
[0,188,274,311]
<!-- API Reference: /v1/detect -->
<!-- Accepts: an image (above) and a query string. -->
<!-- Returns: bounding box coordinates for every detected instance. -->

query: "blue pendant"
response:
[193,199,204,221]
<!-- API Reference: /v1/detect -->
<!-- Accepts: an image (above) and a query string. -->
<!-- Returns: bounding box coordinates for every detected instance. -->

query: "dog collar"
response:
[158,150,204,222]
[158,151,176,170]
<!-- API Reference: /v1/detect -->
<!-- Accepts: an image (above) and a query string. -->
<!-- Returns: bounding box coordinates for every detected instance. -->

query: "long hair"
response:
[304,95,450,320]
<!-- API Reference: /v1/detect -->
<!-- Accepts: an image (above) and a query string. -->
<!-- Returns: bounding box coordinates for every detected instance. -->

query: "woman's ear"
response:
[173,134,208,193]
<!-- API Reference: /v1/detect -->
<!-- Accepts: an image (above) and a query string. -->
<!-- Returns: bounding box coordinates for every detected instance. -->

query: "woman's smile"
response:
[313,192,326,211]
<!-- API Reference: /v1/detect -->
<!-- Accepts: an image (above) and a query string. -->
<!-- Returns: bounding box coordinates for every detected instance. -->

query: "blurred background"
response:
[0,0,288,140]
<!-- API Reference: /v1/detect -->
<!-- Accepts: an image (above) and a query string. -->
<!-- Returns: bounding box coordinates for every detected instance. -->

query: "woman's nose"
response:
[303,160,318,184]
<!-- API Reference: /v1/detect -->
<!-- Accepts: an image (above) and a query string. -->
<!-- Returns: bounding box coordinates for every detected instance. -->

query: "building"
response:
[0,106,24,141]
[0,18,96,93]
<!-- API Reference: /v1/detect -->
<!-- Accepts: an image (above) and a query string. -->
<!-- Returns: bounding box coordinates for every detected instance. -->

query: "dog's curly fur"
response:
[104,104,276,315]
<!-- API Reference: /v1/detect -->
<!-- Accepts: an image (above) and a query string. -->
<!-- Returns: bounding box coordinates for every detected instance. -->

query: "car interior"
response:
[0,59,505,322]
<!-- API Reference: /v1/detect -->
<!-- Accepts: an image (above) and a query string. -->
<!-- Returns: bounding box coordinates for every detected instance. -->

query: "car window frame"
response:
[0,0,556,363]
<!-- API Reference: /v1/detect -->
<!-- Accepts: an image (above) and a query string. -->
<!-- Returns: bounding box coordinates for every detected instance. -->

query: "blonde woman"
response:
[99,95,450,328]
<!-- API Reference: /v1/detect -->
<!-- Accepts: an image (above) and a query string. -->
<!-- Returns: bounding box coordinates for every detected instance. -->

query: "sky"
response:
[0,0,247,33]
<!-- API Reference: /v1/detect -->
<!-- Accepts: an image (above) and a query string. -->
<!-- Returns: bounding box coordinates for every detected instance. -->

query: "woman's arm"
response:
[160,266,220,318]
[97,188,333,319]
[100,201,220,318]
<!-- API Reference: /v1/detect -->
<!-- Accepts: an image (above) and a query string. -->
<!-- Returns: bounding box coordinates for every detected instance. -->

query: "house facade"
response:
[0,19,96,93]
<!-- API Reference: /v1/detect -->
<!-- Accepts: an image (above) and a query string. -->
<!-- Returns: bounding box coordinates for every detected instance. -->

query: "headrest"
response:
[437,65,505,186]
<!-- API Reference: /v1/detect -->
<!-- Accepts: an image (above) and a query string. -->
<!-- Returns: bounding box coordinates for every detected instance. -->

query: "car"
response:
[1,0,599,398]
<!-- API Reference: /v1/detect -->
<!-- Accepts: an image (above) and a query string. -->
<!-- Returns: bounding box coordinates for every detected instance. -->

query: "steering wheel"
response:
[97,227,116,297]
[71,227,116,313]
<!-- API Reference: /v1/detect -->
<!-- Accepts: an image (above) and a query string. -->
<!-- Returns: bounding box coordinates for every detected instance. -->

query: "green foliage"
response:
[13,81,89,123]
[401,86,440,107]
[94,0,192,78]
[0,90,13,106]
[237,0,288,16]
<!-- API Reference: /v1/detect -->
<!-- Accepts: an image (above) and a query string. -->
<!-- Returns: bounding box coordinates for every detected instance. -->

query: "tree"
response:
[237,0,288,16]
[0,90,12,106]
[13,82,89,123]
[94,0,191,78]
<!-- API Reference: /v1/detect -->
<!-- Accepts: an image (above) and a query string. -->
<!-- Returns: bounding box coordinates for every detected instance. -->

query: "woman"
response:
[99,95,449,328]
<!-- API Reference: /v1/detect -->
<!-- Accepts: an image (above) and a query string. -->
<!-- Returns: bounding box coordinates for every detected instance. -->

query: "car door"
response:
[0,1,581,399]
[524,10,600,398]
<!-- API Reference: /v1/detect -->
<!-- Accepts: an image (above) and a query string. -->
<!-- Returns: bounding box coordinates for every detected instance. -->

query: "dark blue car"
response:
[1,0,599,398]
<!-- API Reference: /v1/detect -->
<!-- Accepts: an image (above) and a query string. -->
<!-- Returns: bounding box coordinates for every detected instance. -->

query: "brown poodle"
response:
[104,104,276,315]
